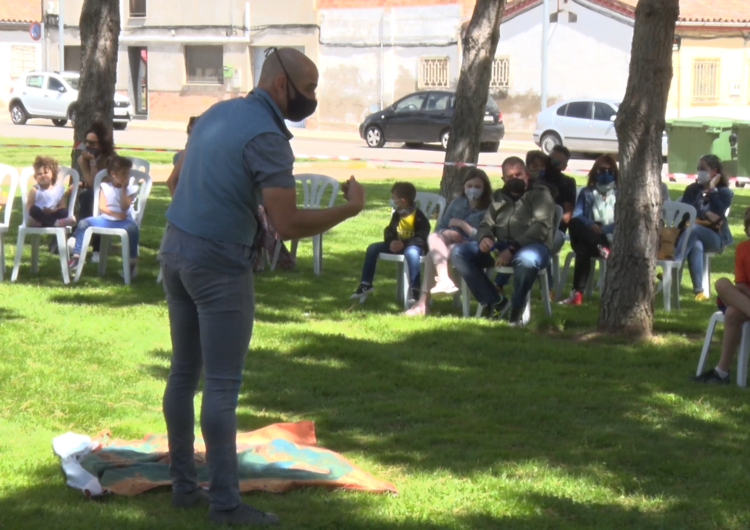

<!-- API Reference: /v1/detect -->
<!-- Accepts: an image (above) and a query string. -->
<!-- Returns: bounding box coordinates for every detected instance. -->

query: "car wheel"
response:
[540,132,562,155]
[441,130,450,150]
[10,103,27,125]
[52,119,68,127]
[481,141,500,153]
[113,122,128,131]
[365,126,385,148]
[404,142,423,149]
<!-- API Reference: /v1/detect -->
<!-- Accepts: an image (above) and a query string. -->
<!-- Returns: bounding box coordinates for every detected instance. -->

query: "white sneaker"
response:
[91,252,100,263]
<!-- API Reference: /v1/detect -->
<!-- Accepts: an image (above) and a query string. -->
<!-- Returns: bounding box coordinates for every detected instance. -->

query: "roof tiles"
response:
[0,0,41,23]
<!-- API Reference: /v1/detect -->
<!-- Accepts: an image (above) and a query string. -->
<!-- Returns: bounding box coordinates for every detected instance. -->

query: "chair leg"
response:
[0,233,4,281]
[551,253,560,297]
[461,278,471,317]
[312,234,321,276]
[121,233,131,285]
[156,268,163,284]
[556,252,575,302]
[11,231,26,281]
[598,259,607,294]
[30,235,40,275]
[98,236,111,276]
[662,267,672,312]
[75,229,93,283]
[697,313,721,375]
[269,240,282,271]
[738,322,750,388]
[702,255,711,298]
[540,269,552,317]
[56,231,70,284]
[290,239,299,260]
[672,265,681,310]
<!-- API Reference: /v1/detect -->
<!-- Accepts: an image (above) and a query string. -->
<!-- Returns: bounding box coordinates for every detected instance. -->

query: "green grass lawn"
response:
[2,164,750,529]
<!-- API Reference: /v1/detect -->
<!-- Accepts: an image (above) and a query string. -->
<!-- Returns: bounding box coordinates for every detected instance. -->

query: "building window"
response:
[490,57,511,89]
[418,57,449,89]
[129,0,146,17]
[185,45,224,85]
[11,46,36,79]
[692,59,720,105]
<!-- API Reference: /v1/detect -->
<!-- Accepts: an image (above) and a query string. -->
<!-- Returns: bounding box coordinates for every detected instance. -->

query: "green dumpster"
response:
[666,117,735,175]
[734,120,750,179]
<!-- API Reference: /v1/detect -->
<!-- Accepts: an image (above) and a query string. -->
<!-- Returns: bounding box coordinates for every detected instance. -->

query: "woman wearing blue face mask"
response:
[406,168,492,315]
[677,154,733,301]
[560,154,618,306]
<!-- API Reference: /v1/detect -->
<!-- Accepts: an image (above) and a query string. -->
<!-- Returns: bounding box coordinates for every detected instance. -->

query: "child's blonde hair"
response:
[32,155,59,185]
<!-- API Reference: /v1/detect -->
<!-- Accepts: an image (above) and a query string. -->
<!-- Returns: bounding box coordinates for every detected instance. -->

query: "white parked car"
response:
[533,98,668,156]
[8,71,133,130]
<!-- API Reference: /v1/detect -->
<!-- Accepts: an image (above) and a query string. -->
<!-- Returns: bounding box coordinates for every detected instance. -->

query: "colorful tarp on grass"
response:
[54,421,397,496]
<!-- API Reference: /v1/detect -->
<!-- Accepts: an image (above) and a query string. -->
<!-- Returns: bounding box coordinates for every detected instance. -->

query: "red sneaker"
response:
[559,290,583,305]
[597,245,610,260]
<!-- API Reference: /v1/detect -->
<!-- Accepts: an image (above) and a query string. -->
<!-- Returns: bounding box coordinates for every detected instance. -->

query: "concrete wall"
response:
[0,29,42,109]
[494,2,633,129]
[317,4,460,127]
[668,36,750,120]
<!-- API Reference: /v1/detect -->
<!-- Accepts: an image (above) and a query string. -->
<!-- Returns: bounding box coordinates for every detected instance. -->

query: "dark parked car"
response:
[359,90,505,152]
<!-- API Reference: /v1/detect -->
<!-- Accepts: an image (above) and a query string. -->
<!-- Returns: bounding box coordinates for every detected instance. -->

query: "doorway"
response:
[128,47,148,116]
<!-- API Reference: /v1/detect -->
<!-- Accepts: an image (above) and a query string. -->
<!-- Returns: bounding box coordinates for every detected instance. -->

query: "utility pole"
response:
[59,0,64,71]
[541,0,549,111]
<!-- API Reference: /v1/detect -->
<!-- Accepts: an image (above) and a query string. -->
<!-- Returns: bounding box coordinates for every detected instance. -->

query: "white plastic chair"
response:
[657,201,697,312]
[11,167,79,284]
[376,192,446,309]
[698,204,731,298]
[0,165,19,280]
[73,169,152,285]
[697,311,750,387]
[268,174,339,276]
[460,205,561,323]
[126,157,150,174]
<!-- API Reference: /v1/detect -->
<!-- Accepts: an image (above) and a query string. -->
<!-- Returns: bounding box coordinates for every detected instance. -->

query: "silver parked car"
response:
[533,98,668,156]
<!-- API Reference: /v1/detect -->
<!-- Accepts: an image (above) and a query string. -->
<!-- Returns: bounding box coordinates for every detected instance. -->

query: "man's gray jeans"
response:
[160,252,254,512]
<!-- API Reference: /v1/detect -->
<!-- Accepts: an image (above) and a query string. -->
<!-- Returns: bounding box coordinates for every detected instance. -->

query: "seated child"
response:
[27,156,76,228]
[694,206,750,384]
[351,182,430,305]
[68,156,140,277]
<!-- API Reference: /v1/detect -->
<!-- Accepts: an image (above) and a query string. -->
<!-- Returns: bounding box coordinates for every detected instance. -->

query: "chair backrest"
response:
[415,192,446,223]
[18,166,80,228]
[126,156,150,175]
[0,164,19,228]
[661,201,696,262]
[294,174,339,209]
[660,181,669,202]
[92,168,152,227]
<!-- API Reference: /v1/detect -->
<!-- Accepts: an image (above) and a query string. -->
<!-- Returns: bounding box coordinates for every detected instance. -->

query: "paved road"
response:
[0,115,604,174]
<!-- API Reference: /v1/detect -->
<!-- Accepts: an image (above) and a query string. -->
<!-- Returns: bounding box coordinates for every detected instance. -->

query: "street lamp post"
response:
[58,0,64,71]
[541,0,549,111]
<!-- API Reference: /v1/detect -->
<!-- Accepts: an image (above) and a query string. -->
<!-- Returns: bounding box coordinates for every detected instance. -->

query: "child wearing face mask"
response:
[693,207,750,384]
[26,156,76,228]
[559,154,618,306]
[405,169,492,315]
[677,154,733,301]
[352,181,430,306]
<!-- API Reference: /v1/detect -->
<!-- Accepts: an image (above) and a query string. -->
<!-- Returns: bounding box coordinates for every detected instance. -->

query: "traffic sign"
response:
[29,22,42,41]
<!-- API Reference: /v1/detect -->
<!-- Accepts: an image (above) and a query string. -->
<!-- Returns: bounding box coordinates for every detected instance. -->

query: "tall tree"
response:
[439,0,504,200]
[71,0,120,165]
[598,0,680,338]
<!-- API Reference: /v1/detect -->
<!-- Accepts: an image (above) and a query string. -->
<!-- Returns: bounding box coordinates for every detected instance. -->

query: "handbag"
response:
[657,227,680,260]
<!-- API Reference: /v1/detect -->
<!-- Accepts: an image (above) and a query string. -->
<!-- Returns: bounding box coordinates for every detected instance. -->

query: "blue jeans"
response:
[452,240,550,310]
[360,241,422,290]
[72,216,139,259]
[676,224,722,293]
[160,253,255,512]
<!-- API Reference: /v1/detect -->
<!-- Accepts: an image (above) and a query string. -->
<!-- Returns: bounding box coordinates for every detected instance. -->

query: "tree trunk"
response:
[71,0,120,167]
[439,0,504,201]
[598,0,679,338]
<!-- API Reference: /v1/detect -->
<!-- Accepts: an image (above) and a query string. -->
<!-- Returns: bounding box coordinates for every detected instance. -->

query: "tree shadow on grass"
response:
[0,306,23,320]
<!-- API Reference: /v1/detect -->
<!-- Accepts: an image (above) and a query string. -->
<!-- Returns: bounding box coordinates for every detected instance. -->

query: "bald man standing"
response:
[159,48,364,526]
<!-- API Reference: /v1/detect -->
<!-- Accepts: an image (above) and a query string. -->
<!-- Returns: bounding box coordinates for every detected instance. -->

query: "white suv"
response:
[8,71,133,130]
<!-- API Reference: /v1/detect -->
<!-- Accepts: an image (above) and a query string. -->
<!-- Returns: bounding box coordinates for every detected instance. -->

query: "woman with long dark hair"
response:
[406,168,492,315]
[559,154,618,306]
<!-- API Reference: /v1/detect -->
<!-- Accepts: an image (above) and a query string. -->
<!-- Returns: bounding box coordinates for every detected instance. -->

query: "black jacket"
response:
[384,209,431,252]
